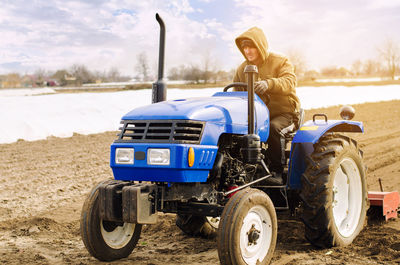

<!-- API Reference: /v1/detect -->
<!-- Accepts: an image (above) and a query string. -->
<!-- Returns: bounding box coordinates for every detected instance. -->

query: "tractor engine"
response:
[210,135,259,191]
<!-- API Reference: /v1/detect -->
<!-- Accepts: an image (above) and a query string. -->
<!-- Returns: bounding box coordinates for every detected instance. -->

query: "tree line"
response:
[1,39,399,89]
[136,38,400,83]
[0,64,131,88]
[290,39,400,81]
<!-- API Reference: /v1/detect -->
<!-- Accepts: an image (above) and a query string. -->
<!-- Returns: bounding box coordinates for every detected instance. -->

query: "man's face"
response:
[243,46,260,64]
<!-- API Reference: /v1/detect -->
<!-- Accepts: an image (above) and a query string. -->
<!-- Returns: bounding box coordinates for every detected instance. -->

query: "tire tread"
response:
[300,134,367,248]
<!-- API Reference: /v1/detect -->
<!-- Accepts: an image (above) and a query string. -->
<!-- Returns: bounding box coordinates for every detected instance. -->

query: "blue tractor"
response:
[80,14,368,265]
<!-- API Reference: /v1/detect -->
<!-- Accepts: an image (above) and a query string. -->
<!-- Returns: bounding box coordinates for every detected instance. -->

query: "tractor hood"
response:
[122,92,267,125]
[121,91,270,145]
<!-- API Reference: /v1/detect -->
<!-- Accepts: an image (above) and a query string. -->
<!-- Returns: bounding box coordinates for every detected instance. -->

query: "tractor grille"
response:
[115,120,205,144]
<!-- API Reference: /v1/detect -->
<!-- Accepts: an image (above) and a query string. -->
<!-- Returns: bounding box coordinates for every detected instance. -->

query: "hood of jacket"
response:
[235,27,269,63]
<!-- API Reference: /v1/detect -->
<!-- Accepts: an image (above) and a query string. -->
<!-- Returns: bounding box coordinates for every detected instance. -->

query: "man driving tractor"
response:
[234,26,301,185]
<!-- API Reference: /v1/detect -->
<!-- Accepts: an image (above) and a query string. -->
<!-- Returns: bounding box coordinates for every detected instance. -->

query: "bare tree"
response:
[70,64,94,85]
[202,51,214,84]
[168,66,181,81]
[351,60,362,76]
[213,70,231,83]
[107,67,121,82]
[378,39,400,80]
[34,68,47,86]
[304,70,319,81]
[135,52,150,82]
[184,65,202,83]
[320,66,350,77]
[52,69,69,86]
[362,60,382,76]
[286,49,307,77]
[5,73,21,88]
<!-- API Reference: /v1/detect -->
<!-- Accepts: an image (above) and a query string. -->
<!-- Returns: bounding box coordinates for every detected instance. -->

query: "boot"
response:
[264,171,283,186]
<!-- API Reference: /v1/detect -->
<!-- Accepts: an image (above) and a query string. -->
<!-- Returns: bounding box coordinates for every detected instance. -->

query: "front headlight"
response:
[147,148,170,165]
[115,148,134,164]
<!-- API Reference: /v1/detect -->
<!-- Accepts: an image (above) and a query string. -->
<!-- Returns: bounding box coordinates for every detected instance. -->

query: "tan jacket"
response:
[234,27,300,119]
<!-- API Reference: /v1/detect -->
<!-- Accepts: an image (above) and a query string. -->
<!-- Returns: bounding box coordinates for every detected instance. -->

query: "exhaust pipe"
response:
[152,13,167,103]
[241,65,261,164]
[244,65,258,134]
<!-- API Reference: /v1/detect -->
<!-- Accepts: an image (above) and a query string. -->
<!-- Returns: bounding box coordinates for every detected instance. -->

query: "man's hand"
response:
[254,80,269,95]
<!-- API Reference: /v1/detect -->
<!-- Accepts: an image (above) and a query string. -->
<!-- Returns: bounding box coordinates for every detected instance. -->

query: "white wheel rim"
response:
[206,216,220,229]
[332,157,363,238]
[239,205,272,265]
[100,220,135,249]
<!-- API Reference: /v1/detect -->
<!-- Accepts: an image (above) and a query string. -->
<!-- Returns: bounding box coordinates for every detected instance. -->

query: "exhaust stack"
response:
[241,65,261,164]
[244,65,258,134]
[152,13,167,103]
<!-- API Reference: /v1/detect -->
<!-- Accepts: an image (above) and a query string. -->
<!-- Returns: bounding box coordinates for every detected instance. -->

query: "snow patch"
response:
[1,85,400,144]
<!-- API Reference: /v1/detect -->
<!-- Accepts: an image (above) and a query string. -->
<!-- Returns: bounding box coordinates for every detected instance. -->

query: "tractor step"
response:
[368,191,400,221]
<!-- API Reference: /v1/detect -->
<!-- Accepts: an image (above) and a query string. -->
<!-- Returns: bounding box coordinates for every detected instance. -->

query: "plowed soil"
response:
[0,100,399,265]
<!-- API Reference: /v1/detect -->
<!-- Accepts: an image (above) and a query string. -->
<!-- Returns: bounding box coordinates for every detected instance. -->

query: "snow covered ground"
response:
[0,87,56,97]
[315,76,400,83]
[1,85,400,144]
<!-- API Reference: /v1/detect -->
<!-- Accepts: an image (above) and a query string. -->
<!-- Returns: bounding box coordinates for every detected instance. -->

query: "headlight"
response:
[115,148,134,164]
[147,148,170,165]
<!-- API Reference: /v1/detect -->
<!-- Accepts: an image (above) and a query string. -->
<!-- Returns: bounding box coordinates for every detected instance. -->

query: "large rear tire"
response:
[176,214,219,239]
[80,181,142,261]
[217,188,277,265]
[300,134,367,248]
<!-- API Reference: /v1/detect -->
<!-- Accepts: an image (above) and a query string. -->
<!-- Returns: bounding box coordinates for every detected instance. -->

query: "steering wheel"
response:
[222,82,271,105]
[223,82,247,92]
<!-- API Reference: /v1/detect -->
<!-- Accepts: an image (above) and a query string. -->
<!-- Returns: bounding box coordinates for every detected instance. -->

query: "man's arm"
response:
[262,57,296,96]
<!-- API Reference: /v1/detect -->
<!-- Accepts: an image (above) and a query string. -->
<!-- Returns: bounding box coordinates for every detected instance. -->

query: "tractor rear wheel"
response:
[176,214,219,239]
[300,134,367,248]
[217,188,277,265]
[80,181,142,261]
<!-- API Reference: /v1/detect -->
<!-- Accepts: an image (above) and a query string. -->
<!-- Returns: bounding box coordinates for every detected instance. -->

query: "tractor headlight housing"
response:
[147,148,170,165]
[115,148,134,164]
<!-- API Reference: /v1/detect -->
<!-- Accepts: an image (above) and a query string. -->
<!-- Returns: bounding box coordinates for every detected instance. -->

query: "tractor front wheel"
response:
[217,188,277,265]
[300,134,367,248]
[80,181,142,261]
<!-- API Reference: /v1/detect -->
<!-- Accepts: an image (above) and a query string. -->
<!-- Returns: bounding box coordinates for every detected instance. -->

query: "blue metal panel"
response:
[110,142,218,182]
[293,120,363,144]
[287,142,314,189]
[200,122,247,145]
[288,119,364,189]
[111,92,271,182]
[122,95,249,121]
[122,92,269,145]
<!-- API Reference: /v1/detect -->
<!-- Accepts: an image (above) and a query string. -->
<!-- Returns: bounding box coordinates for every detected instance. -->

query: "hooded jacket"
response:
[234,27,300,119]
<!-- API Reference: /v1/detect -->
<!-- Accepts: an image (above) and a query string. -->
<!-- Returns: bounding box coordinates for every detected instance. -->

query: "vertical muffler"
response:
[241,65,261,164]
[152,13,167,103]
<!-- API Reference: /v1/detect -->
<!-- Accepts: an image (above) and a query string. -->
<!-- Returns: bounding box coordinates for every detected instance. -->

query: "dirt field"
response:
[0,100,399,265]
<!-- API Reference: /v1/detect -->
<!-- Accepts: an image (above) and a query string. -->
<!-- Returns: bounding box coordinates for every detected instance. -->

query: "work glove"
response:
[254,80,269,95]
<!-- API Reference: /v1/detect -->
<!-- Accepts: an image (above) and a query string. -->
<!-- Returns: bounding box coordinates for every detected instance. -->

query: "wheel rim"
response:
[100,220,135,249]
[332,157,363,238]
[239,205,272,265]
[206,216,220,229]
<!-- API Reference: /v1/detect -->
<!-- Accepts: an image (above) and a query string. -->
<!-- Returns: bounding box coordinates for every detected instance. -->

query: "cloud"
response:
[0,0,223,75]
[230,0,400,69]
[1,0,399,76]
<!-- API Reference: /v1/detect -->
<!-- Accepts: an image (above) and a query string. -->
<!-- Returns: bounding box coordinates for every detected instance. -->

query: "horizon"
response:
[1,0,400,76]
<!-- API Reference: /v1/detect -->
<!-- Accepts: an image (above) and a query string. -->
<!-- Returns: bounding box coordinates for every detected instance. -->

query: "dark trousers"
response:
[266,113,297,173]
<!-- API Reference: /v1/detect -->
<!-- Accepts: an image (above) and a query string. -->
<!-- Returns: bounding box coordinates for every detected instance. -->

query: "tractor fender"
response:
[292,120,363,144]
[287,120,363,189]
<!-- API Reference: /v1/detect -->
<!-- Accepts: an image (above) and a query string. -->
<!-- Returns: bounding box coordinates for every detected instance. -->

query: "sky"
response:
[1,0,400,76]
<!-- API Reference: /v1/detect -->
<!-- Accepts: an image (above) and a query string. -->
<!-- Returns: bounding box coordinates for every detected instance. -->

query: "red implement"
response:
[368,191,400,221]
